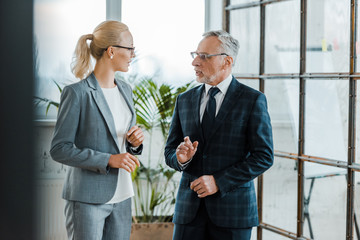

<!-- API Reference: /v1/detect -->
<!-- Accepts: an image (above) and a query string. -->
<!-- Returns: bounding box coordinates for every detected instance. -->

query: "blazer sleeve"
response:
[50,86,111,174]
[164,95,186,171]
[213,93,274,197]
[124,83,143,156]
[127,144,143,155]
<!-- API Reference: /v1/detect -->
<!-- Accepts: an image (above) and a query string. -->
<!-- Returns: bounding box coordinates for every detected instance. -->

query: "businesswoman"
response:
[50,20,144,240]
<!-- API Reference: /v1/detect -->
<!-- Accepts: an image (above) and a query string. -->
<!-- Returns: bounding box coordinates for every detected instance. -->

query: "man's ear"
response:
[223,56,233,69]
[226,56,234,66]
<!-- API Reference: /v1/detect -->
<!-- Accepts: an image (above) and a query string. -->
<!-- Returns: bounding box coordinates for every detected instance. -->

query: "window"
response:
[33,0,106,119]
[120,0,204,87]
[225,0,358,239]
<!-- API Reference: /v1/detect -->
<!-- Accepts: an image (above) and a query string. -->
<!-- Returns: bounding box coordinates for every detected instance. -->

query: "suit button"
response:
[203,155,207,159]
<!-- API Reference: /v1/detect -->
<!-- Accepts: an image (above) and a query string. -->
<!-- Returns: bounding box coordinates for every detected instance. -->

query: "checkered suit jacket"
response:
[50,73,142,204]
[165,77,273,228]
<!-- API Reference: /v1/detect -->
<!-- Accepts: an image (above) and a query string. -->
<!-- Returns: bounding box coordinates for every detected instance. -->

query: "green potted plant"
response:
[129,77,193,240]
[33,80,62,115]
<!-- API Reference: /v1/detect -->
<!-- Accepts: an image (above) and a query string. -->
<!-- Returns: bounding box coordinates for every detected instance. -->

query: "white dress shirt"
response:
[178,74,233,168]
[200,74,233,122]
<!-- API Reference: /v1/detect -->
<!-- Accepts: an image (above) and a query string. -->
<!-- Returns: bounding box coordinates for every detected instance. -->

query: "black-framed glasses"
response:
[105,45,135,53]
[190,52,228,60]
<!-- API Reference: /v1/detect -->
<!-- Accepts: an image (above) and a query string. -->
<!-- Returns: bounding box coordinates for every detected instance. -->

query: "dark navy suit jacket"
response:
[165,77,273,228]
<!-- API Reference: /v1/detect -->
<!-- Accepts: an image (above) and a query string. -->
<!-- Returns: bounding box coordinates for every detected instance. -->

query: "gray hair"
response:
[202,30,239,65]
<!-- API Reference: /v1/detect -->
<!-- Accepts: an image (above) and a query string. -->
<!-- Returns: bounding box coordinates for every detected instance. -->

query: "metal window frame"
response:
[223,0,358,239]
[106,0,122,21]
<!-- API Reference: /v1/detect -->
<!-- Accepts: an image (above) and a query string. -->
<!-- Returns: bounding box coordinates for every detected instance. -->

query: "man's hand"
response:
[127,126,144,147]
[108,153,140,173]
[190,175,219,198]
[176,136,198,164]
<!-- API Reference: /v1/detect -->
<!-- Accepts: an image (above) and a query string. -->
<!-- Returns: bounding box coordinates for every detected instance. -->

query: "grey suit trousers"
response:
[64,198,132,240]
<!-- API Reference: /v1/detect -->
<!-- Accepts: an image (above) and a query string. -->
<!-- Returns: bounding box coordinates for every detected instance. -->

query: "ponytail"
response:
[71,21,129,79]
[71,34,93,79]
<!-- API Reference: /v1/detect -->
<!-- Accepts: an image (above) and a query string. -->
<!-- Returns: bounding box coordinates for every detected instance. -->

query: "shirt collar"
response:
[204,74,233,96]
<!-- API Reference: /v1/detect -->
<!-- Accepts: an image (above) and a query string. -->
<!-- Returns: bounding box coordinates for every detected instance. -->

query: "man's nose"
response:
[192,57,200,66]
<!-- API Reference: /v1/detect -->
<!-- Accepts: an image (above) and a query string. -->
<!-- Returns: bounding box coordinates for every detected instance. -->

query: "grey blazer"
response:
[50,73,142,204]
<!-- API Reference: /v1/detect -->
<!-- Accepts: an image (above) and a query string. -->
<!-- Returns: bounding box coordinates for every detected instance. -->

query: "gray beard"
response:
[196,75,217,84]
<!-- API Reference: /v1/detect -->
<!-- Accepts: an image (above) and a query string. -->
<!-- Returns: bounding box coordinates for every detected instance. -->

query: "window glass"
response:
[266,79,299,153]
[263,156,297,234]
[354,171,360,235]
[357,3,360,72]
[265,0,300,74]
[230,7,260,74]
[301,173,347,240]
[230,0,255,4]
[121,0,204,87]
[356,80,360,163]
[263,231,295,240]
[306,0,350,72]
[237,79,259,91]
[304,80,348,162]
[33,0,106,119]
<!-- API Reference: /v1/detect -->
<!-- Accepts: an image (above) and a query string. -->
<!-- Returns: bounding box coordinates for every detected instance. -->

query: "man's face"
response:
[192,36,226,85]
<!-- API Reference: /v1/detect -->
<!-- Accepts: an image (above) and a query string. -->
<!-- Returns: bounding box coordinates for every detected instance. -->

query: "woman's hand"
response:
[126,126,144,147]
[108,153,140,173]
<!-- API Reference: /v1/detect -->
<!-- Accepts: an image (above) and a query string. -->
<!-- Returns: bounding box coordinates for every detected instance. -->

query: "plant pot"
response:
[130,222,174,240]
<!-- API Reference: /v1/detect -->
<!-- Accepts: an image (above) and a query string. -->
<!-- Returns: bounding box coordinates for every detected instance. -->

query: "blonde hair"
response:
[71,21,129,79]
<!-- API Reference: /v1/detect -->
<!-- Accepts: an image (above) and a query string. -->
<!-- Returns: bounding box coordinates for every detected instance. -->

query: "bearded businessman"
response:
[164,30,274,240]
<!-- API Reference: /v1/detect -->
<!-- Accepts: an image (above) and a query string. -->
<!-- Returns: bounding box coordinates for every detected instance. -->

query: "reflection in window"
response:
[266,79,299,153]
[33,0,106,119]
[237,79,259,91]
[304,80,348,162]
[230,0,254,5]
[230,7,260,74]
[302,174,347,239]
[263,157,298,234]
[265,0,300,74]
[358,2,360,72]
[307,0,350,72]
[357,81,360,163]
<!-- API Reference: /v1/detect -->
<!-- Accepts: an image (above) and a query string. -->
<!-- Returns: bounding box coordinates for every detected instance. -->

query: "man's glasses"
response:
[105,45,135,53]
[190,52,228,60]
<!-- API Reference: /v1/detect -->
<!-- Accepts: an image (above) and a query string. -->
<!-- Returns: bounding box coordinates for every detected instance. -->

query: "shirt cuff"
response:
[130,145,140,151]
[177,158,192,170]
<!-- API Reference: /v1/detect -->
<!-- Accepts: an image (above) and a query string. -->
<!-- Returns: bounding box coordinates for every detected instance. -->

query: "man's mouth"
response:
[195,70,202,76]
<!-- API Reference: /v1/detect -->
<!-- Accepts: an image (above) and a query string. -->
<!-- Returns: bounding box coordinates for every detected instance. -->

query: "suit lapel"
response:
[86,73,120,151]
[207,77,244,141]
[115,79,136,129]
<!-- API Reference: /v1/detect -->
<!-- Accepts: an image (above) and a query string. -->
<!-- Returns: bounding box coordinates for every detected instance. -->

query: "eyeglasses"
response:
[105,45,135,53]
[190,52,228,60]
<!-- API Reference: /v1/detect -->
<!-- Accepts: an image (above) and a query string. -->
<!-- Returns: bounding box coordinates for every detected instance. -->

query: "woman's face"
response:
[112,30,135,72]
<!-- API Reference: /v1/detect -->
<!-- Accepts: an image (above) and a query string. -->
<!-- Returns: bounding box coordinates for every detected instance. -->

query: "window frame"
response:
[223,0,358,239]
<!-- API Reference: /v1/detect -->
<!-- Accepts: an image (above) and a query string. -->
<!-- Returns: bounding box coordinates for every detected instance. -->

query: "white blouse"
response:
[102,86,134,204]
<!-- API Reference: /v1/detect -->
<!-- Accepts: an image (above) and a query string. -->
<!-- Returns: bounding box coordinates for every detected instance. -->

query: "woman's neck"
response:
[93,61,116,88]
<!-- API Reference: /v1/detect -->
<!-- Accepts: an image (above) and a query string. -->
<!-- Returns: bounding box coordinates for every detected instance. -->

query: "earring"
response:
[110,55,113,59]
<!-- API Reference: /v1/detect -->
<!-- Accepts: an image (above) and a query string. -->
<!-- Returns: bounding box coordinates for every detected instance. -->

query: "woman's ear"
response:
[106,46,114,59]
